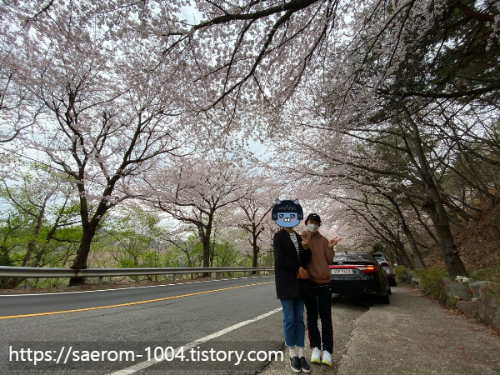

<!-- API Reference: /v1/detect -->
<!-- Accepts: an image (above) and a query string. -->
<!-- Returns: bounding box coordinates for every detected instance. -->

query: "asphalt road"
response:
[0,276,276,317]
[0,276,283,374]
[0,275,371,375]
[4,277,498,375]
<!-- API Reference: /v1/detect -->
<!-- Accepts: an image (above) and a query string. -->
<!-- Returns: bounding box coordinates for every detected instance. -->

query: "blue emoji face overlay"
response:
[272,199,303,228]
[276,212,300,227]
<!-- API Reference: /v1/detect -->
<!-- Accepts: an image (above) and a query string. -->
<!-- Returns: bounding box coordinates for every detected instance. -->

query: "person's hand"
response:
[329,235,341,247]
[301,235,309,249]
[298,267,309,279]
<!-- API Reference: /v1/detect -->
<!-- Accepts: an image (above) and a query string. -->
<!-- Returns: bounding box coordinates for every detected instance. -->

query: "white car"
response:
[372,253,397,287]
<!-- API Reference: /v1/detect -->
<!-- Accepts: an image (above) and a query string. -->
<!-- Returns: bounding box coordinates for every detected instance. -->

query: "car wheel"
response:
[381,279,391,303]
[380,293,390,304]
[385,278,392,294]
[389,277,397,287]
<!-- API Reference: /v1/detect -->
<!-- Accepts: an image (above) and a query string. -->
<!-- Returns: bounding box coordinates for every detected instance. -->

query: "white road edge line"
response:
[0,276,272,297]
[108,307,283,375]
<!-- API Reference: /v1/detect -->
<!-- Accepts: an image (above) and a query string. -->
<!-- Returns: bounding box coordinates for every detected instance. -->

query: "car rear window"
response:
[333,253,374,264]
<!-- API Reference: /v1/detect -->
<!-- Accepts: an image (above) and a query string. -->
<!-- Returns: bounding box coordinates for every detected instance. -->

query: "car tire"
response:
[378,278,391,304]
[389,277,397,287]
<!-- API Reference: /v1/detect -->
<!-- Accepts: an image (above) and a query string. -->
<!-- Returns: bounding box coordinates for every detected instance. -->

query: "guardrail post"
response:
[98,277,103,285]
[172,274,176,282]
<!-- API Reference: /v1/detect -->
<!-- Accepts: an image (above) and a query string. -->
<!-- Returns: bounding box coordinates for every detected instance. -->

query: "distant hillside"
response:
[425,198,500,270]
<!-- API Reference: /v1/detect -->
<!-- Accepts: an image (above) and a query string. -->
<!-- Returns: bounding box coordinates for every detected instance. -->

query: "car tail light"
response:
[358,265,377,273]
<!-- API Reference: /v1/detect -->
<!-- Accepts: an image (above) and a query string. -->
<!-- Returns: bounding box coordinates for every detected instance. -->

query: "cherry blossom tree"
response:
[2,0,499,281]
[144,153,254,271]
[0,63,35,143]
[274,115,473,275]
[188,0,498,277]
[1,2,204,284]
[225,177,282,270]
[258,0,499,277]
[234,198,273,269]
[0,23,36,143]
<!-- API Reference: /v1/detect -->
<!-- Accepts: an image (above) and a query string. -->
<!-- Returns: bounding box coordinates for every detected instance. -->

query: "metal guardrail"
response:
[0,266,275,284]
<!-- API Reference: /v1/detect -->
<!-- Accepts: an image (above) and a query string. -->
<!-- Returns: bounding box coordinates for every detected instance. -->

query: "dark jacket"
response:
[273,228,312,299]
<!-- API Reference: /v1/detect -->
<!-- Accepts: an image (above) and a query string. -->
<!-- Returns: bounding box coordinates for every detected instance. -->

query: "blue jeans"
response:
[280,297,305,347]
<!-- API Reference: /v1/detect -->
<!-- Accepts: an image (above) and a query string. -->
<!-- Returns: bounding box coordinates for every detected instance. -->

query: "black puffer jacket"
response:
[273,228,312,299]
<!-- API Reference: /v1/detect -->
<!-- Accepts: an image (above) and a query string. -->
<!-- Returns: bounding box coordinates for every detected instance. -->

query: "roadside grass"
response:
[394,265,411,282]
[395,265,447,302]
[396,264,500,306]
[413,268,448,303]
[467,265,500,284]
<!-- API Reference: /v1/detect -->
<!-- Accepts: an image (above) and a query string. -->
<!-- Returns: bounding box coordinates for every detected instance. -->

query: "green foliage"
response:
[260,250,274,267]
[481,282,500,304]
[447,296,458,309]
[105,208,164,269]
[212,240,239,267]
[182,235,204,267]
[413,268,449,303]
[0,251,12,266]
[468,265,500,283]
[0,166,82,276]
[394,265,410,282]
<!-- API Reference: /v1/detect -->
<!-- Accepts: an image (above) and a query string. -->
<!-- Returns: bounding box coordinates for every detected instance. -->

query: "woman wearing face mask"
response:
[301,213,341,367]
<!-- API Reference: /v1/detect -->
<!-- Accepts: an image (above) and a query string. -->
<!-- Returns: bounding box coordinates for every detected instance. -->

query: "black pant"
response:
[304,286,333,353]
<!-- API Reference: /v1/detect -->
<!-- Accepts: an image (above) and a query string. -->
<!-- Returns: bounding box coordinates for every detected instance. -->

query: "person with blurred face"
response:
[272,199,312,373]
[301,213,341,366]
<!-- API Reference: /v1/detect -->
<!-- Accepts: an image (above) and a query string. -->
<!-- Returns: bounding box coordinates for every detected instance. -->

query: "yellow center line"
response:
[0,281,274,319]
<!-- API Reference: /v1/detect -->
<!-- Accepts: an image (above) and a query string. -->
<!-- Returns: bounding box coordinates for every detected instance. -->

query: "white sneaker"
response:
[310,347,321,364]
[322,350,332,366]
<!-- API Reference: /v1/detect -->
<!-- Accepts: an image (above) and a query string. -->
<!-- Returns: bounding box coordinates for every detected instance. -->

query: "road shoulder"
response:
[337,285,500,375]
[260,286,500,375]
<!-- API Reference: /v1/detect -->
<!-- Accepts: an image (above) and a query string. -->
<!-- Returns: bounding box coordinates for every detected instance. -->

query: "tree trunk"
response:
[252,233,259,274]
[383,192,426,269]
[401,222,426,269]
[394,241,414,269]
[69,220,100,286]
[409,116,468,277]
[198,218,213,277]
[423,197,468,277]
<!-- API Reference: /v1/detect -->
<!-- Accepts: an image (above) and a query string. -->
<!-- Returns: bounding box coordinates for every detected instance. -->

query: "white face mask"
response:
[307,224,319,232]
